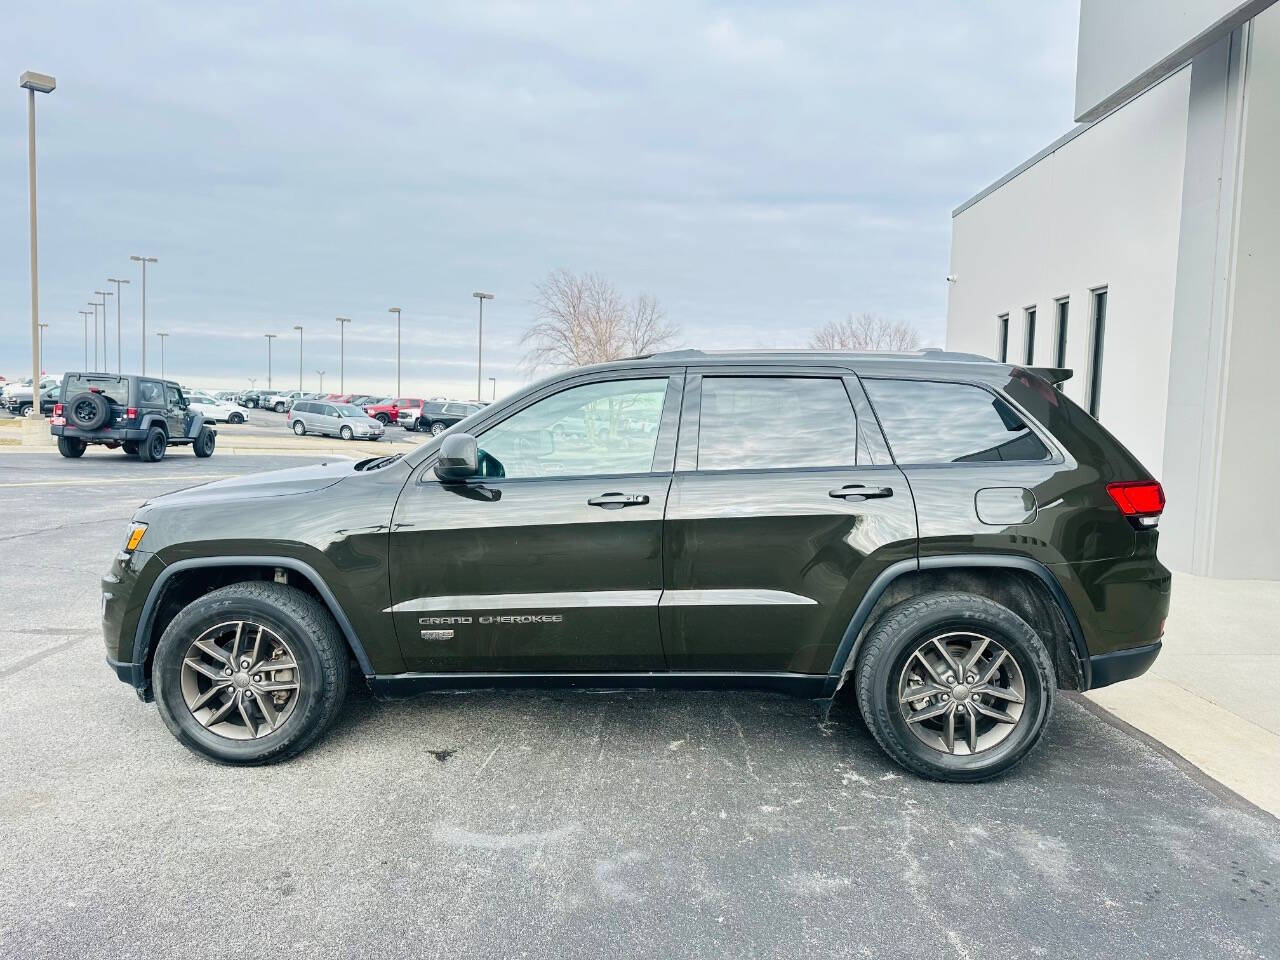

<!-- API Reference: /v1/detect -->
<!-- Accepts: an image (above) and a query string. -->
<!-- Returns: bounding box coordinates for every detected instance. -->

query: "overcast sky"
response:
[3,1,1079,398]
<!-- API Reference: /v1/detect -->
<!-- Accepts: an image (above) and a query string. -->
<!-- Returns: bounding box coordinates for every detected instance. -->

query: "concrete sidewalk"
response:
[1088,572,1280,817]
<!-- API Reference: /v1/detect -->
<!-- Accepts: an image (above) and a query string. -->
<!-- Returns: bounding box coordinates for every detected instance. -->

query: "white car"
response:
[261,390,304,413]
[187,391,248,424]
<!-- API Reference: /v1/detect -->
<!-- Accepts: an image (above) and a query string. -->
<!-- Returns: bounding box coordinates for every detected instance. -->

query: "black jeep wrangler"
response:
[51,372,216,462]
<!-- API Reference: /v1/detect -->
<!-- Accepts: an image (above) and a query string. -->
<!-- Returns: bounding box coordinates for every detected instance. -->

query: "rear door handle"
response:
[587,492,651,509]
[829,484,894,501]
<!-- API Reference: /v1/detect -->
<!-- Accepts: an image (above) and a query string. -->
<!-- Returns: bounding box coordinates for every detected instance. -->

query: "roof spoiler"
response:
[1026,366,1072,386]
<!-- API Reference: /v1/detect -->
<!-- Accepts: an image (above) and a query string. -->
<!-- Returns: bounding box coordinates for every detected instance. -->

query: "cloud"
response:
[0,0,1079,395]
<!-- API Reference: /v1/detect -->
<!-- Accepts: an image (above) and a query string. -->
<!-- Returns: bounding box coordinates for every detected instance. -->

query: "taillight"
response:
[125,407,138,421]
[1107,481,1165,528]
[53,403,62,416]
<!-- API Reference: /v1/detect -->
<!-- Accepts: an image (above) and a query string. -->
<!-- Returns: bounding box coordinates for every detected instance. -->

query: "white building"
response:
[947,0,1280,580]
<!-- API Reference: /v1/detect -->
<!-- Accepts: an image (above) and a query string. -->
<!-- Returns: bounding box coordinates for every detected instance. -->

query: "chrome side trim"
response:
[660,589,816,606]
[384,587,815,614]
[385,590,662,613]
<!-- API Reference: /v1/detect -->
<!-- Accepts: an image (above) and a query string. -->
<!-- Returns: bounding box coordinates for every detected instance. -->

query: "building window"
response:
[997,314,1009,362]
[1054,298,1069,370]
[1087,288,1107,417]
[1024,307,1037,364]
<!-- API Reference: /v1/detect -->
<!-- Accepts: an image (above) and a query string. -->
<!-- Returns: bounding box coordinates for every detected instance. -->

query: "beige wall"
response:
[946,71,1191,475]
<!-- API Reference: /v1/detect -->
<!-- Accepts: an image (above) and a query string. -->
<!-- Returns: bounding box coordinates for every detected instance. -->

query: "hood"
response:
[141,459,357,509]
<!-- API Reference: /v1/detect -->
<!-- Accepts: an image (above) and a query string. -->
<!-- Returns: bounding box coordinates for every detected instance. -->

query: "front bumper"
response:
[102,547,164,699]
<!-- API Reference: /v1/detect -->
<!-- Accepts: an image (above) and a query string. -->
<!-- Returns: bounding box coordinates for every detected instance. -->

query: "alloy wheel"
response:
[897,630,1026,756]
[179,620,301,740]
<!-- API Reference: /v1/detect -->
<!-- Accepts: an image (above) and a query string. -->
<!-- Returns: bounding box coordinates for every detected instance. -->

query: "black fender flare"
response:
[138,413,169,435]
[127,555,375,693]
[185,413,209,439]
[822,554,1091,697]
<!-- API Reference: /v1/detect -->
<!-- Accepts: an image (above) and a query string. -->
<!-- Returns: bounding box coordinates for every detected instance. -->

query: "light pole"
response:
[88,302,100,369]
[130,255,157,374]
[488,377,496,401]
[21,70,55,420]
[472,292,494,402]
[78,310,92,369]
[316,370,325,393]
[107,277,129,373]
[38,322,48,375]
[335,317,352,393]
[388,307,402,398]
[294,325,303,392]
[264,333,277,390]
[156,332,168,379]
[94,290,113,371]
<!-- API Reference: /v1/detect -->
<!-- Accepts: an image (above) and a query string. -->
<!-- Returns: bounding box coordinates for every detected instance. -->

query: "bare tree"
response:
[523,270,678,370]
[809,313,921,352]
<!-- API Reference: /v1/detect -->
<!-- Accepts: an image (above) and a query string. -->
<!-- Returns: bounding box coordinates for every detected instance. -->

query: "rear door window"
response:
[695,377,859,471]
[862,379,1052,464]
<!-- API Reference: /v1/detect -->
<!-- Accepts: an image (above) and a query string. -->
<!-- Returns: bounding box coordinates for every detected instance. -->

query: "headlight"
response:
[123,521,148,553]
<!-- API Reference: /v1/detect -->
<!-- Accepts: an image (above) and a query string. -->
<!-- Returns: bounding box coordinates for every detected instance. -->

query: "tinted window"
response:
[296,402,314,414]
[137,380,165,405]
[697,377,858,471]
[863,379,1051,464]
[478,378,668,479]
[62,374,127,405]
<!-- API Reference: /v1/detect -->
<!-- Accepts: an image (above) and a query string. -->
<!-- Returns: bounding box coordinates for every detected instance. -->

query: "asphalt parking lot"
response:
[1,451,1278,960]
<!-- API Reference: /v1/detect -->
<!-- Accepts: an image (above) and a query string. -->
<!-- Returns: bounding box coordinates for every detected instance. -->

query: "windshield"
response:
[62,374,127,405]
[334,404,366,418]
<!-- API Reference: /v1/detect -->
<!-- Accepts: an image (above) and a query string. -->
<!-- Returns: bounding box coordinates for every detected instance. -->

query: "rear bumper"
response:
[51,424,148,441]
[1087,640,1161,690]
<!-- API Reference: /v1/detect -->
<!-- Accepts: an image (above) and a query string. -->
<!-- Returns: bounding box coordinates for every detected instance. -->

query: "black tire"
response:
[18,403,33,418]
[404,419,418,432]
[274,401,287,413]
[854,592,1055,783]
[138,426,167,462]
[122,441,139,456]
[228,412,244,424]
[152,582,349,764]
[193,426,216,458]
[374,413,390,425]
[292,420,306,436]
[57,436,86,458]
[340,425,354,441]
[66,392,110,430]
[429,421,446,436]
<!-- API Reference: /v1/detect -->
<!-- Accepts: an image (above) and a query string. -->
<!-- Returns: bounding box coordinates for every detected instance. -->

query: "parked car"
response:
[187,391,249,424]
[237,391,262,408]
[261,390,304,413]
[3,376,60,416]
[101,349,1169,777]
[401,400,484,435]
[363,396,419,425]
[51,372,215,461]
[287,400,385,441]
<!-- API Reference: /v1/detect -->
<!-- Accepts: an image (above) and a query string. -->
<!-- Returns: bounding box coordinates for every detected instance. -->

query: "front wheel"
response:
[193,426,216,458]
[339,425,353,441]
[18,403,32,418]
[228,412,245,425]
[274,402,287,413]
[854,592,1055,783]
[57,436,86,458]
[152,582,348,764]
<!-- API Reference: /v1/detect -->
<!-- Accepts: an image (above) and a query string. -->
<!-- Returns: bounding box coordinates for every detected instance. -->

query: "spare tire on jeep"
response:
[67,392,111,431]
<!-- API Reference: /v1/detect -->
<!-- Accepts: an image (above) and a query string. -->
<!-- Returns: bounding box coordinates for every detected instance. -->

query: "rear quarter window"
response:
[863,378,1052,464]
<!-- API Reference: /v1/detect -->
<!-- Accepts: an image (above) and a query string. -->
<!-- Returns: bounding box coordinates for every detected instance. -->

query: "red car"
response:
[363,397,423,426]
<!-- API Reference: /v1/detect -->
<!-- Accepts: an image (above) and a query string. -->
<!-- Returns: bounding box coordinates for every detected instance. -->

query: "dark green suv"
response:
[101,350,1169,780]
[52,372,216,461]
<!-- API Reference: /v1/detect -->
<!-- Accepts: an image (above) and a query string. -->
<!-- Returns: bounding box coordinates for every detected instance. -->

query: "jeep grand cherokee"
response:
[100,349,1169,781]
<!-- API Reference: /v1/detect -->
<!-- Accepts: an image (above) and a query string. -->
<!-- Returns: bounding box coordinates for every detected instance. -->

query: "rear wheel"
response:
[57,437,86,458]
[193,426,216,458]
[152,582,348,764]
[340,425,354,441]
[429,421,446,436]
[292,420,306,436]
[122,440,139,456]
[854,592,1055,782]
[138,426,167,462]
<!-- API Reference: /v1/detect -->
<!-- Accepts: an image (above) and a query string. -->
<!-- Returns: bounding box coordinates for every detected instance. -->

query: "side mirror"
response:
[436,432,479,482]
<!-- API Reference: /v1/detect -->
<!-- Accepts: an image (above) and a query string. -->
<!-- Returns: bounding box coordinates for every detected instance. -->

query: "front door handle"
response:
[587,492,651,509]
[829,484,894,501]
